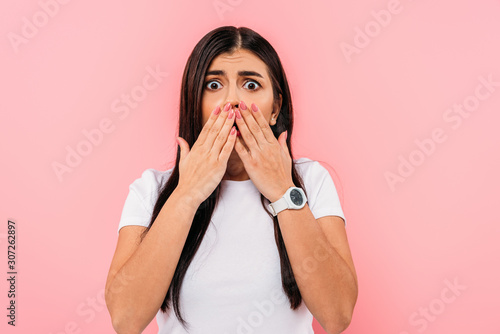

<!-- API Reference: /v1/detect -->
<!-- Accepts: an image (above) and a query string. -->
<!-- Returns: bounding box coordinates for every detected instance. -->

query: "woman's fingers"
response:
[210,108,236,157]
[194,105,221,147]
[196,103,230,147]
[176,136,189,161]
[175,104,237,205]
[219,125,237,162]
[203,104,232,149]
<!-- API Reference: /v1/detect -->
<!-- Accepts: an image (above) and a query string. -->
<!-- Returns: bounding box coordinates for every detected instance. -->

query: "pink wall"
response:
[1,0,499,333]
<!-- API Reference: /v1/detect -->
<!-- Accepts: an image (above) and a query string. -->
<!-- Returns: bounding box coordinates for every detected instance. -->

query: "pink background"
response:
[2,0,499,333]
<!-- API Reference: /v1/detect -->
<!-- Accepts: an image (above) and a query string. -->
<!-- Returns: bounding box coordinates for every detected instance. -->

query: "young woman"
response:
[105,26,358,334]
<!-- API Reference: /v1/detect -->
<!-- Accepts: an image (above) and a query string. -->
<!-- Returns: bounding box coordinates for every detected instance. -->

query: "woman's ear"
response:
[270,93,283,126]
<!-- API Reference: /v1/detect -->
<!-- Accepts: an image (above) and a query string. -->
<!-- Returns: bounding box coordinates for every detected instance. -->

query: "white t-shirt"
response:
[117,157,346,334]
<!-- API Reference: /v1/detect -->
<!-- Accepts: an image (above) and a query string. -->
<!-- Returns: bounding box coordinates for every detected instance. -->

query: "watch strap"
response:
[268,197,289,217]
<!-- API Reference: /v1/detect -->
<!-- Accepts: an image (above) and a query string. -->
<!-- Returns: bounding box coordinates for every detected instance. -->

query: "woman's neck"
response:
[223,155,250,181]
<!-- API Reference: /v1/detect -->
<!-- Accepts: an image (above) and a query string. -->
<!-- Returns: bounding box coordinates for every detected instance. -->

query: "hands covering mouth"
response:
[232,109,241,136]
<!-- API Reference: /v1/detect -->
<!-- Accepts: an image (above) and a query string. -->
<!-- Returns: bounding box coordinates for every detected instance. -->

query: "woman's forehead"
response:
[207,50,268,76]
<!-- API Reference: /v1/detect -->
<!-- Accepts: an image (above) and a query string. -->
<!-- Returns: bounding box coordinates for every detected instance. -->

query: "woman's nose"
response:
[223,101,239,110]
[222,101,238,112]
[225,84,241,109]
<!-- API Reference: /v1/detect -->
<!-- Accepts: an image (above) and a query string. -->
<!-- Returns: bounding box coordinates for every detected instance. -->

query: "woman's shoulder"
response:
[293,156,324,173]
[293,157,334,183]
[293,156,316,166]
[127,165,175,199]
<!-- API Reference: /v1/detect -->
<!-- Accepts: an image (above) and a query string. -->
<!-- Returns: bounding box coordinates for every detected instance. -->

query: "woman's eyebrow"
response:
[205,70,264,79]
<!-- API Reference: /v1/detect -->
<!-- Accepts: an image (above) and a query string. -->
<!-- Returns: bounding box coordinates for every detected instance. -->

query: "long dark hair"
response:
[139,26,309,330]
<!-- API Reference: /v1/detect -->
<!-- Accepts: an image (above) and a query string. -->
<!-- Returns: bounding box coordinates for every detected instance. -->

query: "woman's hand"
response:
[233,102,294,203]
[176,103,237,207]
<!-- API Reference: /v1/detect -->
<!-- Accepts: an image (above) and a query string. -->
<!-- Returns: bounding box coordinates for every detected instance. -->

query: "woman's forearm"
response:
[106,187,199,334]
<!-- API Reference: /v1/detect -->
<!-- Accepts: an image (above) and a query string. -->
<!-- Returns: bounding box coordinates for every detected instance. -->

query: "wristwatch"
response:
[268,186,307,216]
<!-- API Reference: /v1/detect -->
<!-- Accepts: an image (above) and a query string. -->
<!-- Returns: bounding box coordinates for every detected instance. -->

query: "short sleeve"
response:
[303,160,346,226]
[117,168,163,235]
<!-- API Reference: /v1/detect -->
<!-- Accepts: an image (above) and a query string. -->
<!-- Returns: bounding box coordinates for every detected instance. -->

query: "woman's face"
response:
[201,49,282,149]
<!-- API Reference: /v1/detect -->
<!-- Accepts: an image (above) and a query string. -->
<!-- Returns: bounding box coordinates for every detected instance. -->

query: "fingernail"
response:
[228,109,235,119]
[240,101,247,110]
[224,102,231,112]
[251,103,258,112]
[213,105,221,115]
[235,109,242,119]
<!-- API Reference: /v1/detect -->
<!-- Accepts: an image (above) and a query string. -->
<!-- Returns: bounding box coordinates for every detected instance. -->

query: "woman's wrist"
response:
[171,185,203,211]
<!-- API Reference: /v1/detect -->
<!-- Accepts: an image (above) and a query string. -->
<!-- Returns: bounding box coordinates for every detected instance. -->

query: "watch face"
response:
[290,189,303,206]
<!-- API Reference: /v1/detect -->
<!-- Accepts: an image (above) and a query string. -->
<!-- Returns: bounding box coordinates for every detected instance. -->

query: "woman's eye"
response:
[205,80,222,90]
[204,79,261,91]
[244,80,261,91]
